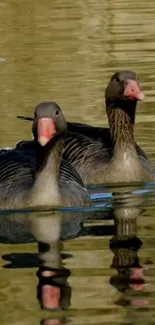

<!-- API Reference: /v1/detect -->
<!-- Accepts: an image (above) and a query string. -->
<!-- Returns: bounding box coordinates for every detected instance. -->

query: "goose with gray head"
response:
[15,71,154,184]
[0,102,90,209]
[64,71,154,183]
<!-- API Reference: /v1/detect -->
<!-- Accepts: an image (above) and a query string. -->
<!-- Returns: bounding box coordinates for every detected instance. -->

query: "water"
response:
[0,185,154,325]
[0,0,155,324]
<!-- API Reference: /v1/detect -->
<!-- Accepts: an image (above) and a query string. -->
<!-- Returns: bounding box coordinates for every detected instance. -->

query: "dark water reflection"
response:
[0,183,154,324]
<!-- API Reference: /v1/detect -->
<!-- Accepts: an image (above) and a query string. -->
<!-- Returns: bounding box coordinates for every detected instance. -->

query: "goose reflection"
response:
[109,188,148,307]
[28,212,71,312]
[28,206,115,313]
[0,203,115,323]
[40,317,68,325]
[1,210,74,325]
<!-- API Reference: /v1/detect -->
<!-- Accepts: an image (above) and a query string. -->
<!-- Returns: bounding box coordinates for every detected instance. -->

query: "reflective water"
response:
[0,0,155,324]
[0,184,154,325]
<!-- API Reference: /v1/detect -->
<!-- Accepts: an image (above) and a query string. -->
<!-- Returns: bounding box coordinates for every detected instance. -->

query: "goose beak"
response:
[124,80,145,101]
[38,118,56,146]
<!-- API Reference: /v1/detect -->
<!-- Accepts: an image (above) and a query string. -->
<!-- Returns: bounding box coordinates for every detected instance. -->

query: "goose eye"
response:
[55,110,59,116]
[115,77,120,83]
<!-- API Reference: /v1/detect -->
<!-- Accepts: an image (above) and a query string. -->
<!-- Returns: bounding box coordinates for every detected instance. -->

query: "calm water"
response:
[0,0,155,324]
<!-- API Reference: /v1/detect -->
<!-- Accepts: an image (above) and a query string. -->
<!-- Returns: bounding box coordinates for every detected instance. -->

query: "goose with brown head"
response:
[106,71,144,103]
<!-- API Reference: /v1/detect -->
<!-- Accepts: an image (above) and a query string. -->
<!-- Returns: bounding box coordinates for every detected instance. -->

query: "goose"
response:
[0,102,90,209]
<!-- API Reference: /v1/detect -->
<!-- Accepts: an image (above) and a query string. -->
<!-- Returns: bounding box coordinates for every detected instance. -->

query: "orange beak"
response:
[124,80,145,101]
[38,118,56,146]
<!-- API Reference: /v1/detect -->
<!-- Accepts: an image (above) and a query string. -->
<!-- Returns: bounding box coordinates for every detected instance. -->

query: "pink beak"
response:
[38,118,56,146]
[124,79,145,101]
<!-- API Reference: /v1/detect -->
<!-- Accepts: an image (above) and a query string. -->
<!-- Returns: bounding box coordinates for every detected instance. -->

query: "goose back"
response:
[0,146,90,209]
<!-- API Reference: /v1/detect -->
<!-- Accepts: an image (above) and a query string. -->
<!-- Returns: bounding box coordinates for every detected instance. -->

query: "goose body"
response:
[63,133,153,184]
